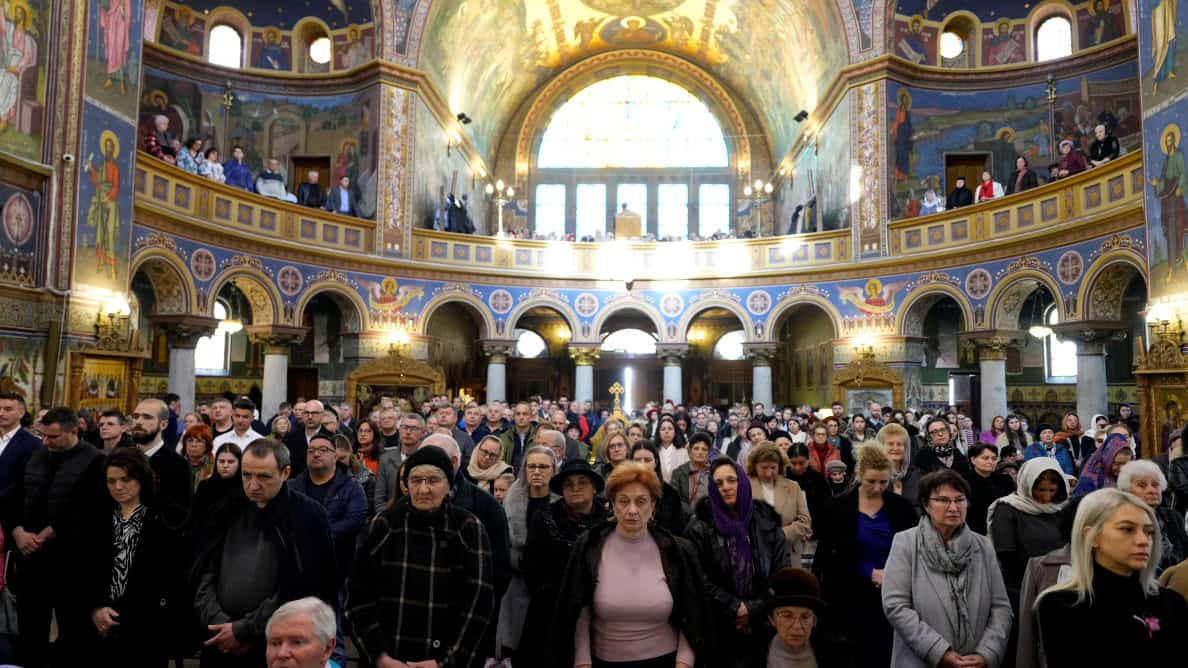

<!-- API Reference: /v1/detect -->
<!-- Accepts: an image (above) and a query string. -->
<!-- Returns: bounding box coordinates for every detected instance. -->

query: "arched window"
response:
[208,25,243,68]
[196,301,231,374]
[308,37,332,65]
[1036,16,1073,62]
[534,75,733,240]
[1044,306,1077,380]
[713,330,746,361]
[601,329,658,356]
[940,31,965,60]
[514,329,547,358]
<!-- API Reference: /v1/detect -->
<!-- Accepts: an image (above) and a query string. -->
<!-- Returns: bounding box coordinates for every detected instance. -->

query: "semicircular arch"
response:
[764,294,842,343]
[129,249,197,316]
[504,296,581,339]
[206,267,283,326]
[986,270,1067,331]
[589,298,668,344]
[1077,250,1147,322]
[896,284,975,337]
[417,292,495,339]
[677,299,754,344]
[295,281,370,333]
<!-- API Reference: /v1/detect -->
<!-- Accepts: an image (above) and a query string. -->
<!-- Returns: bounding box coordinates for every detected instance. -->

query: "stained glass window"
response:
[576,184,607,239]
[699,184,731,238]
[537,76,729,169]
[535,184,566,238]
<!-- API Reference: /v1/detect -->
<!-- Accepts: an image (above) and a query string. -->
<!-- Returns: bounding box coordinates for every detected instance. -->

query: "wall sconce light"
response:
[852,332,876,359]
[387,327,411,355]
[456,112,472,125]
[95,295,132,349]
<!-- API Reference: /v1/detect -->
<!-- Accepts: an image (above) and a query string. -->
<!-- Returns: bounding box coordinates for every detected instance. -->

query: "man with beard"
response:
[130,399,193,526]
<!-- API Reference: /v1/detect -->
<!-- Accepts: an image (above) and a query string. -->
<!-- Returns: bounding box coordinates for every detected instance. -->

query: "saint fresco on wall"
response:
[0,0,48,162]
[981,20,1026,67]
[251,28,291,71]
[86,0,143,120]
[333,25,374,70]
[75,103,135,290]
[157,4,204,57]
[1077,0,1126,49]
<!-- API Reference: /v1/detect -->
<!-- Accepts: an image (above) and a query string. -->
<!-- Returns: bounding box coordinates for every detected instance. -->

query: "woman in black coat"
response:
[76,447,187,667]
[517,461,609,668]
[785,443,830,536]
[1006,156,1040,194]
[812,445,917,668]
[632,441,691,536]
[685,458,789,668]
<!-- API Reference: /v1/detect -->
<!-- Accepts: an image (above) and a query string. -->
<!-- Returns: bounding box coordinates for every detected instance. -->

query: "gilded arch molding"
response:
[896,284,976,337]
[986,270,1068,331]
[206,267,283,327]
[510,50,763,183]
[1076,250,1147,322]
[587,297,668,344]
[129,249,196,316]
[676,298,755,344]
[417,291,496,339]
[294,281,371,334]
[763,294,843,343]
[504,297,582,340]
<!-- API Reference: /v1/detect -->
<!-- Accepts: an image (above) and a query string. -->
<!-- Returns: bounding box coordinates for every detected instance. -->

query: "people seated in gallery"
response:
[223,146,255,192]
[919,189,945,215]
[256,158,298,203]
[297,170,326,209]
[324,175,359,217]
[976,170,1005,203]
[176,138,203,175]
[1089,124,1121,167]
[198,148,225,183]
[1054,139,1088,179]
[1006,156,1040,195]
[946,176,974,209]
[143,115,177,163]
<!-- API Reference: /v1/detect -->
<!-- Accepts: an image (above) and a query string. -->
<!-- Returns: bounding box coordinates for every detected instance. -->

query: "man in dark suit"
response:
[0,393,39,536]
[548,408,588,462]
[297,169,326,209]
[130,399,192,527]
[323,175,358,217]
[283,399,325,477]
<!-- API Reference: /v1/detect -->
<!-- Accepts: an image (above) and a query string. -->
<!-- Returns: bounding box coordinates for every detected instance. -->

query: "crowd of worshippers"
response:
[914,123,1122,216]
[1,389,1186,668]
[142,115,362,217]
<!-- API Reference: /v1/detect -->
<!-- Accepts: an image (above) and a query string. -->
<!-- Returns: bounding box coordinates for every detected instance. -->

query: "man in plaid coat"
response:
[346,446,494,668]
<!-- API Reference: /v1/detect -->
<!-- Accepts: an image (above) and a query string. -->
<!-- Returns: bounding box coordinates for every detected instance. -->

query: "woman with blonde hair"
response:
[747,441,812,567]
[878,422,920,502]
[816,444,918,667]
[1036,488,1188,664]
[596,430,631,479]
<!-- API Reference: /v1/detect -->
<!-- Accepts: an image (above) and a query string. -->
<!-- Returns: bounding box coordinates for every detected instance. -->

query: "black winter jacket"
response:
[548,521,714,667]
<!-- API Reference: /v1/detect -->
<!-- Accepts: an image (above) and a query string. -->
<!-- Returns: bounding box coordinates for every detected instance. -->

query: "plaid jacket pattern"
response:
[346,497,494,668]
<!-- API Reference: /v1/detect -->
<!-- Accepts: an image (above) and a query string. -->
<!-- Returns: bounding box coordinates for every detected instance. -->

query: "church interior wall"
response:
[0,0,50,164]
[777,307,836,410]
[411,93,488,235]
[887,58,1140,220]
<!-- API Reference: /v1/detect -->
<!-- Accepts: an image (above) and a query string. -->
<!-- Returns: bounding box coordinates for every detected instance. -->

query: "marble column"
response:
[744,344,778,409]
[1053,322,1125,429]
[962,331,1023,432]
[482,341,514,404]
[153,315,218,414]
[246,325,308,419]
[570,347,600,406]
[657,344,689,406]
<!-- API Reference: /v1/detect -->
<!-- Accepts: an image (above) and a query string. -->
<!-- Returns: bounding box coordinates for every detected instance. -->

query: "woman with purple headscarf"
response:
[1071,433,1134,497]
[685,457,789,668]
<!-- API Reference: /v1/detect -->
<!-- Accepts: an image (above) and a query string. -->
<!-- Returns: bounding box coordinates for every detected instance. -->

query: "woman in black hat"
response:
[759,567,838,667]
[517,459,608,667]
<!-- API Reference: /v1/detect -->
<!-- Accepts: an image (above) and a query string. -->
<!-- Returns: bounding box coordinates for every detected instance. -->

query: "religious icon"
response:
[897,17,929,65]
[258,28,289,71]
[1,192,33,247]
[160,5,203,56]
[83,130,122,281]
[0,0,38,133]
[987,20,1021,66]
[98,0,133,93]
[1150,124,1188,282]
[1084,0,1122,47]
[839,278,906,315]
[892,88,914,182]
[1151,0,1178,96]
[366,277,424,313]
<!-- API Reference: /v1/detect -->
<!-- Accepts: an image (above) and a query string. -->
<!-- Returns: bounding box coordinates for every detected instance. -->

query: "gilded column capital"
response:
[960,330,1025,361]
[151,314,220,348]
[481,339,516,364]
[1050,321,1127,353]
[569,346,600,366]
[245,324,309,354]
[743,342,779,365]
[656,344,690,364]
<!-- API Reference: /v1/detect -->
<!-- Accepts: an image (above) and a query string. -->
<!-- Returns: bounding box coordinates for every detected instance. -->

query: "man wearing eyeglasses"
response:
[375,414,426,509]
[913,416,971,477]
[282,399,326,477]
[288,430,367,668]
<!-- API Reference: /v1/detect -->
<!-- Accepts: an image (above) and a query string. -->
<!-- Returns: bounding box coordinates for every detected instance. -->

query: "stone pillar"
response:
[153,315,219,413]
[962,331,1023,432]
[744,343,778,409]
[482,341,515,404]
[1053,322,1126,429]
[246,325,309,420]
[570,347,600,406]
[657,344,689,405]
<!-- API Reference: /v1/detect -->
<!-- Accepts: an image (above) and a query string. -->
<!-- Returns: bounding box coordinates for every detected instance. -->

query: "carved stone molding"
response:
[569,346,600,366]
[744,343,779,365]
[1051,321,1127,353]
[245,324,310,354]
[656,344,690,364]
[152,314,220,348]
[481,339,516,364]
[960,329,1025,361]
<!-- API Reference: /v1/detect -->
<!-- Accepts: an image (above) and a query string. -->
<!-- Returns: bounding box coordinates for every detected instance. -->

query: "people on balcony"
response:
[198,148,225,183]
[255,158,298,203]
[1089,124,1121,167]
[223,146,255,192]
[142,115,177,163]
[1054,139,1088,179]
[976,170,1005,203]
[324,175,359,217]
[297,170,326,209]
[175,138,203,175]
[947,175,974,209]
[919,188,944,215]
[1006,156,1040,195]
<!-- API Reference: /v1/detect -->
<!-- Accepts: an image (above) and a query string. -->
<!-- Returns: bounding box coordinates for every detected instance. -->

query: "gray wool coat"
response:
[495,480,559,650]
[882,525,1014,668]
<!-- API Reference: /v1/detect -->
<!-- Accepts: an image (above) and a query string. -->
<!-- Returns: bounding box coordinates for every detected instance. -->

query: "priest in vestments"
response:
[614,203,642,239]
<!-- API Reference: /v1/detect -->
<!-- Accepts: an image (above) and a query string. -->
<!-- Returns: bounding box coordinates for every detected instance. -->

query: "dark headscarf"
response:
[708,458,754,596]
[1072,433,1130,496]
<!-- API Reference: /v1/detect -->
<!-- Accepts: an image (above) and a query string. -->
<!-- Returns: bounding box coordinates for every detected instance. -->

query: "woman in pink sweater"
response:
[548,462,712,667]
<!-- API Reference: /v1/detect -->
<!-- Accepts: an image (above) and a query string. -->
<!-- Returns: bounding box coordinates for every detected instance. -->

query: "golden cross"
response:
[609,382,625,416]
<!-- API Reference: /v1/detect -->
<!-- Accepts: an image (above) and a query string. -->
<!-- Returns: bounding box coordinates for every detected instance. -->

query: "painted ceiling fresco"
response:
[420,0,847,162]
[168,0,373,30]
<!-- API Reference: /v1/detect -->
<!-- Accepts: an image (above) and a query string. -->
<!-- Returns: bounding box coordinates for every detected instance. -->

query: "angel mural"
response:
[839,279,906,315]
[365,278,424,318]
[0,0,37,133]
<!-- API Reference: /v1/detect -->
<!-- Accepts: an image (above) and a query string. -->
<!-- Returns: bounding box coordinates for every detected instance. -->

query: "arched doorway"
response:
[773,303,838,409]
[424,302,486,401]
[685,307,748,407]
[291,290,366,405]
[900,292,973,414]
[595,307,663,415]
[507,306,575,401]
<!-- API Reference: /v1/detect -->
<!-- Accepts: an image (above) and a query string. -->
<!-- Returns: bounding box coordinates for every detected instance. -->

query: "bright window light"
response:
[657,184,689,240]
[196,301,229,373]
[309,37,332,65]
[534,184,566,238]
[1036,16,1073,62]
[208,25,243,69]
[623,366,634,414]
[699,183,731,238]
[514,329,547,358]
[601,329,657,356]
[576,184,607,239]
[713,330,746,360]
[940,32,965,59]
